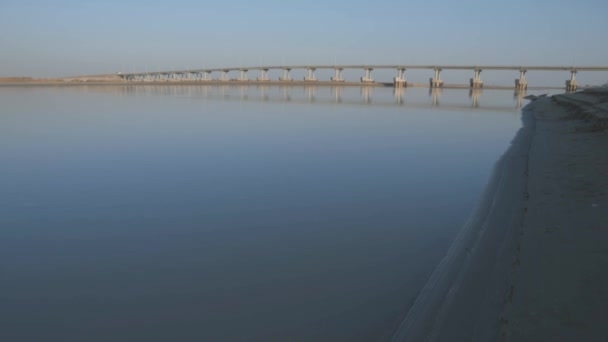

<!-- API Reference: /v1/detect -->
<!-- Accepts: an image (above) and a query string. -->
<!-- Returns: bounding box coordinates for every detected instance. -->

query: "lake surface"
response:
[0,85,525,341]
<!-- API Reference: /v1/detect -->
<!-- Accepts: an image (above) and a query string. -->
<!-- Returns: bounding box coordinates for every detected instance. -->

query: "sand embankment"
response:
[391,87,608,341]
[502,88,608,341]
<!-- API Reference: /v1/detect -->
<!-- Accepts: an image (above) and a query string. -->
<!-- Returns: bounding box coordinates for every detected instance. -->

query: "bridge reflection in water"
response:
[107,85,536,111]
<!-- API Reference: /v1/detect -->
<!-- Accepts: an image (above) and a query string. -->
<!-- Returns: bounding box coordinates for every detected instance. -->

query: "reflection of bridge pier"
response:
[514,89,527,109]
[361,87,373,104]
[469,89,482,108]
[332,87,343,103]
[306,86,316,102]
[259,86,270,101]
[113,86,525,112]
[394,87,405,105]
[430,88,443,106]
[282,86,291,101]
[239,86,248,101]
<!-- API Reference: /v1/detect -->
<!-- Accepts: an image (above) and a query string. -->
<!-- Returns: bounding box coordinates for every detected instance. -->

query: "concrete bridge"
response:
[119,65,608,92]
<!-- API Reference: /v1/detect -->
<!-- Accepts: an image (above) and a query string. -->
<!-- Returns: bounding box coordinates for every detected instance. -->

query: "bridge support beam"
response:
[394,68,407,87]
[430,68,444,88]
[304,68,317,81]
[566,70,578,92]
[280,68,293,81]
[238,69,249,81]
[515,70,528,90]
[361,68,374,83]
[332,68,345,82]
[470,69,483,88]
[203,71,212,81]
[258,69,270,82]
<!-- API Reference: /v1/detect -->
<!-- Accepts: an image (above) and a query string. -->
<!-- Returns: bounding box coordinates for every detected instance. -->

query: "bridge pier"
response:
[280,68,293,81]
[566,70,578,92]
[304,68,317,81]
[238,69,249,81]
[258,68,270,82]
[219,70,230,81]
[332,68,345,82]
[361,68,374,83]
[394,68,407,87]
[515,69,528,90]
[470,69,483,88]
[430,68,444,88]
[203,71,212,81]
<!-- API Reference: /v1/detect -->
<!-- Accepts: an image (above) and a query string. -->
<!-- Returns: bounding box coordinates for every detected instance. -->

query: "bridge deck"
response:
[122,65,608,77]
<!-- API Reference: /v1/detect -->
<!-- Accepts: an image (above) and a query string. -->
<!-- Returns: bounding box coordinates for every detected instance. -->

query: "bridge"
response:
[119,65,608,92]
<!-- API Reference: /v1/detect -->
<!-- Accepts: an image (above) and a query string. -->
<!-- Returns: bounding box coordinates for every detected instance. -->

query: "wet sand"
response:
[392,88,608,341]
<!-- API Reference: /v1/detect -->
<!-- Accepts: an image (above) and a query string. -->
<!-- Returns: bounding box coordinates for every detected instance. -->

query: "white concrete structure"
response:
[304,68,317,81]
[430,68,444,88]
[470,69,483,88]
[361,68,374,83]
[515,69,528,90]
[331,68,345,82]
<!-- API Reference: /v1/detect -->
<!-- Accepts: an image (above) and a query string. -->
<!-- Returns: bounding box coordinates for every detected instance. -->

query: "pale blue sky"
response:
[1,0,607,81]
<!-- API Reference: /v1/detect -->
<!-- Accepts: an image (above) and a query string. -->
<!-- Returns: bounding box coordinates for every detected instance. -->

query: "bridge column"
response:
[515,69,528,90]
[281,68,293,81]
[470,69,483,88]
[361,68,374,83]
[220,70,230,81]
[258,69,270,81]
[304,68,317,81]
[566,70,578,92]
[332,68,345,82]
[430,68,443,88]
[394,68,407,87]
[203,71,211,81]
[238,69,248,81]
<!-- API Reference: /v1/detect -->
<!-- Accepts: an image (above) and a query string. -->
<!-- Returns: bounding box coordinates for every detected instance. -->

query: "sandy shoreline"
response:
[391,87,608,341]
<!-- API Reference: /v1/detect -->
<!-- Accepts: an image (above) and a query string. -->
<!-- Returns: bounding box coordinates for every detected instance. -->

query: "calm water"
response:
[0,86,524,341]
